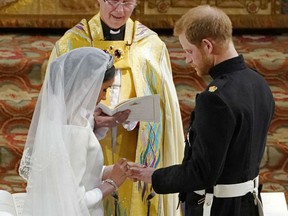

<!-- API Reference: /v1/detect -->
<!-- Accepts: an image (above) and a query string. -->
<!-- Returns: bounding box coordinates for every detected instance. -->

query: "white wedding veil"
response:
[19,47,114,216]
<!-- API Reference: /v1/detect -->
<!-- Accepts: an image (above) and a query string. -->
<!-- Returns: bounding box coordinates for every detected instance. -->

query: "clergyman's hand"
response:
[94,108,130,128]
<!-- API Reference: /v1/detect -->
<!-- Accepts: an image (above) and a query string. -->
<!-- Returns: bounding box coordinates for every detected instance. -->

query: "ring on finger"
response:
[116,120,120,124]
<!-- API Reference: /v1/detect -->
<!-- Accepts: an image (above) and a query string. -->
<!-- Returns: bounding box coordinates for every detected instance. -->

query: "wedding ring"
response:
[116,120,120,124]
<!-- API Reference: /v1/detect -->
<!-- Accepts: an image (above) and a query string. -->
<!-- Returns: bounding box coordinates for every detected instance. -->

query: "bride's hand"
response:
[94,108,130,128]
[109,158,129,187]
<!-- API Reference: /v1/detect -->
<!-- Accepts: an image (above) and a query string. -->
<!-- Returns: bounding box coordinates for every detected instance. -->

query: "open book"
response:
[97,94,160,122]
[0,190,26,216]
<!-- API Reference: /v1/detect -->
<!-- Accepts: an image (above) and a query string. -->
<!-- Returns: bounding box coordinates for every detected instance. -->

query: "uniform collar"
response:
[209,55,247,79]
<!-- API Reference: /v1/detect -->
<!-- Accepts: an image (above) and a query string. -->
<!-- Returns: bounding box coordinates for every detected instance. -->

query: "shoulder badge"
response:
[208,86,218,92]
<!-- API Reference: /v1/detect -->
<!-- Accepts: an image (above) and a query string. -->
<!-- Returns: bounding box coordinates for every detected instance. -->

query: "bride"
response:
[19,47,131,216]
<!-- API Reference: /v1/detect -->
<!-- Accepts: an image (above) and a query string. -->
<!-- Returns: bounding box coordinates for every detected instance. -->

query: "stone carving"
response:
[0,0,287,28]
[147,0,200,13]
[146,0,274,14]
[60,0,99,11]
[0,0,18,8]
[216,0,270,14]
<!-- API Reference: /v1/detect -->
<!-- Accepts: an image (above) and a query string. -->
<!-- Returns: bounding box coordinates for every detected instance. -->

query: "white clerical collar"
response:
[110,29,121,35]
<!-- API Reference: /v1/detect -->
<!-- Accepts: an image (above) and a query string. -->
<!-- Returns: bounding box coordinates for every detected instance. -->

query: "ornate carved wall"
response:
[142,0,288,28]
[0,0,288,29]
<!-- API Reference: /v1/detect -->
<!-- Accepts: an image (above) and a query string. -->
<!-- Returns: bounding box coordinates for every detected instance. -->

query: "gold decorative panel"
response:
[0,0,288,29]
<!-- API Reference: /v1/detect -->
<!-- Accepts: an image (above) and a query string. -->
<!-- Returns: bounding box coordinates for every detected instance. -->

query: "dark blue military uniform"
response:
[151,55,275,216]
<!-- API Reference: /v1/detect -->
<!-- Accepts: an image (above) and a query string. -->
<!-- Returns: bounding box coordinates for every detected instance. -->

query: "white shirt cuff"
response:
[84,188,103,209]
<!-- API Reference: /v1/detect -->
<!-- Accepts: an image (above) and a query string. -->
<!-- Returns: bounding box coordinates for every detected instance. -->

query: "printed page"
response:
[97,103,113,116]
[0,190,17,216]
[12,193,26,216]
[261,192,288,216]
[114,95,160,122]
[97,95,160,122]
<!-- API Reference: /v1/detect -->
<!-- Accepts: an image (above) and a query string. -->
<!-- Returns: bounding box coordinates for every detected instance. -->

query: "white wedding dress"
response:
[19,47,115,216]
[63,125,104,216]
